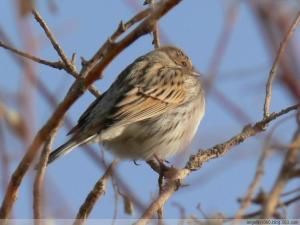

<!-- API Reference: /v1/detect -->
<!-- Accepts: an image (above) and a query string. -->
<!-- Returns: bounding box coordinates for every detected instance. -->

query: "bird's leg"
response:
[153,155,169,188]
[147,155,180,181]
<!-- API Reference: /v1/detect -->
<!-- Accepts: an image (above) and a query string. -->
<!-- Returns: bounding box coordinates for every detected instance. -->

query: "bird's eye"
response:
[181,61,187,67]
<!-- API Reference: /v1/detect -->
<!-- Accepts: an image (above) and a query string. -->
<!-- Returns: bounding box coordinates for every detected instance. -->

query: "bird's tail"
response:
[47,139,80,165]
[47,135,96,165]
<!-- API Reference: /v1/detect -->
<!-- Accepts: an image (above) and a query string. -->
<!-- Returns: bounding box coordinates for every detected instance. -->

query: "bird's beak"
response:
[191,69,201,77]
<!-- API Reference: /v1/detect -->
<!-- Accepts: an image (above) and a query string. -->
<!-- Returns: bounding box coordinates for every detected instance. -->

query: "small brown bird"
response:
[48,46,205,164]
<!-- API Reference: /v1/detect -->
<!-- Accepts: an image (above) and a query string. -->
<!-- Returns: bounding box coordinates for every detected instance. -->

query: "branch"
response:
[152,24,160,49]
[31,8,77,75]
[234,115,294,218]
[241,194,300,219]
[30,8,101,98]
[149,0,161,48]
[136,104,299,224]
[83,0,182,86]
[33,137,54,221]
[261,113,300,218]
[0,21,101,98]
[263,12,300,118]
[74,160,117,225]
[0,40,65,69]
[0,0,183,221]
[0,121,9,194]
[186,105,299,171]
[79,7,151,76]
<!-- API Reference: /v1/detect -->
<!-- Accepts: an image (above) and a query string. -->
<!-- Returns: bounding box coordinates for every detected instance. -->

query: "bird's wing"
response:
[103,66,186,128]
[68,65,188,136]
[67,93,105,135]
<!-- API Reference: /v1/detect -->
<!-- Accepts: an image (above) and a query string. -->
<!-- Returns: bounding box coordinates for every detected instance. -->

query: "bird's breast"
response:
[102,95,205,160]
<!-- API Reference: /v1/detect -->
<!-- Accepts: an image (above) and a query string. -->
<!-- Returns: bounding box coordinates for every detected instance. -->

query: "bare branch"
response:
[0,122,9,194]
[0,40,65,69]
[186,105,299,171]
[0,24,101,98]
[152,24,160,49]
[261,112,300,218]
[31,8,77,75]
[263,12,300,118]
[137,179,181,225]
[80,8,152,76]
[149,1,161,49]
[33,137,54,221]
[234,115,294,218]
[74,160,118,225]
[30,8,101,97]
[241,194,300,219]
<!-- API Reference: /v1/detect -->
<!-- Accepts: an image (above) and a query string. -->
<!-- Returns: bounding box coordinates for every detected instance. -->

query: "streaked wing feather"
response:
[67,92,105,135]
[105,67,186,127]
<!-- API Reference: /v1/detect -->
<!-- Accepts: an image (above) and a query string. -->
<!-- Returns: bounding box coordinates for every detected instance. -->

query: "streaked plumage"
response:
[48,46,205,164]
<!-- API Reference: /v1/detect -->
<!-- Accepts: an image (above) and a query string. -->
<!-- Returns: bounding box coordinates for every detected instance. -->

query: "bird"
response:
[47,45,205,165]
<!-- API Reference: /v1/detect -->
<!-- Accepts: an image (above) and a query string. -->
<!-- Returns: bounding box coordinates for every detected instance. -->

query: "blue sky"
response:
[0,0,299,219]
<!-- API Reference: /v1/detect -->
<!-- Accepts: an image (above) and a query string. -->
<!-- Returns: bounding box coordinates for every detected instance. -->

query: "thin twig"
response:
[251,2,300,101]
[33,137,54,222]
[186,105,299,171]
[234,115,294,218]
[147,159,165,223]
[0,25,101,98]
[0,40,65,69]
[74,160,118,225]
[136,179,181,225]
[136,104,299,225]
[0,25,75,218]
[281,187,300,197]
[31,8,77,75]
[261,112,300,218]
[152,24,160,49]
[263,12,300,118]
[30,8,101,97]
[240,194,300,219]
[0,121,10,194]
[111,181,120,225]
[79,7,152,77]
[149,1,161,48]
